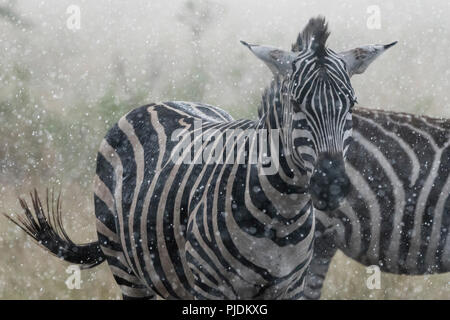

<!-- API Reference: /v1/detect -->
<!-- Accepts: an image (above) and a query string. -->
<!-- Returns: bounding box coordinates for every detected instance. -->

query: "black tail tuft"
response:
[4,189,106,269]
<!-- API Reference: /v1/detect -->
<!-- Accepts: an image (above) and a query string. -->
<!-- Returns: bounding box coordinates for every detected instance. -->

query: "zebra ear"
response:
[339,41,397,77]
[240,40,297,76]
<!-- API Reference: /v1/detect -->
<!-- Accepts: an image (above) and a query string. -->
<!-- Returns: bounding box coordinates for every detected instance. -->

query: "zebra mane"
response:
[291,16,330,58]
[258,16,331,119]
[258,76,295,161]
[258,76,286,119]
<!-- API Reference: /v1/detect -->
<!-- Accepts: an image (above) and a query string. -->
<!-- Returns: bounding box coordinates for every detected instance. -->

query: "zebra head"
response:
[242,16,396,211]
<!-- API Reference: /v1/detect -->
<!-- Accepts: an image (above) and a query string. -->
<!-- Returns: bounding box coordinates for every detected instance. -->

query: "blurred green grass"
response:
[322,251,450,300]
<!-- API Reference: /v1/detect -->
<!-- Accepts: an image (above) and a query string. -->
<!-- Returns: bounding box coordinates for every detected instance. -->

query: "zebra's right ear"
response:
[240,40,296,77]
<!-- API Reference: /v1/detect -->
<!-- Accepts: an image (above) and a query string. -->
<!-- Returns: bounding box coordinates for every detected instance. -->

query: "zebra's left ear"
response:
[241,40,297,76]
[339,41,397,77]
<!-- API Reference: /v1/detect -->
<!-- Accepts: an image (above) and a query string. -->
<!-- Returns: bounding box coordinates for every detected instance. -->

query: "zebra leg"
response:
[94,189,156,300]
[303,228,338,300]
[185,239,228,300]
[185,216,239,299]
[96,217,157,299]
[107,255,157,300]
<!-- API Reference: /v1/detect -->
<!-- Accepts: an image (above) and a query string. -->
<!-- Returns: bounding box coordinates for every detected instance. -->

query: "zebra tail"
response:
[3,189,106,269]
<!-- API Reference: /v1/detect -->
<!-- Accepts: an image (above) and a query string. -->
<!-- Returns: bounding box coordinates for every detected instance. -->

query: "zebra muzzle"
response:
[309,153,350,211]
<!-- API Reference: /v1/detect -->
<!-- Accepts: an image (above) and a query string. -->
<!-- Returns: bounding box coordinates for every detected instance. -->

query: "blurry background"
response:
[0,0,449,299]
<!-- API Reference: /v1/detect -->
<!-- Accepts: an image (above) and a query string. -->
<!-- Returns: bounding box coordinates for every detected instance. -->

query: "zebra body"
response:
[7,17,396,299]
[95,100,314,299]
[304,107,450,299]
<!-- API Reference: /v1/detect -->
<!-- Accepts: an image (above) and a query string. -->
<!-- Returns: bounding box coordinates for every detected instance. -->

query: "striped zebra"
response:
[303,107,450,299]
[5,17,395,299]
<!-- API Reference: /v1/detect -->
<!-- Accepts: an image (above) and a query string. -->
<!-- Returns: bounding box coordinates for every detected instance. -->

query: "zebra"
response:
[5,17,395,299]
[303,107,450,299]
[291,32,450,299]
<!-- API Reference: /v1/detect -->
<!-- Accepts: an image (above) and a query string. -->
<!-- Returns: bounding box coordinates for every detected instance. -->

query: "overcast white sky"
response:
[2,0,449,118]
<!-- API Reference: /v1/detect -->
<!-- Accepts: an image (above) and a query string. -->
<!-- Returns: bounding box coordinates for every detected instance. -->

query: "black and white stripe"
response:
[304,107,450,299]
[85,47,354,299]
[8,17,389,300]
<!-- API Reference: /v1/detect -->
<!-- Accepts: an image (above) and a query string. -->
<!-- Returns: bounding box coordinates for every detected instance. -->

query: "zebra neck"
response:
[257,77,307,179]
[247,80,311,220]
